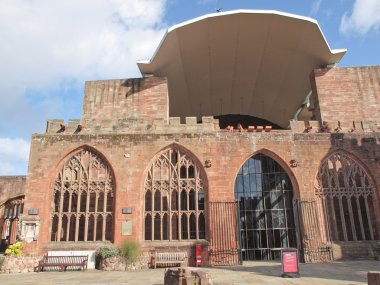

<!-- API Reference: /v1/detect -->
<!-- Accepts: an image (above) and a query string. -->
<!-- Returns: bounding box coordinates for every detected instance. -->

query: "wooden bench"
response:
[151,252,188,269]
[37,255,88,272]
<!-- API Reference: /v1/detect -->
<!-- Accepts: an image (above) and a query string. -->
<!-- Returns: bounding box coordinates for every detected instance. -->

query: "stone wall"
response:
[164,267,214,285]
[0,176,26,205]
[0,255,41,273]
[332,241,379,260]
[22,125,380,256]
[81,76,169,131]
[143,241,209,267]
[98,254,150,271]
[20,66,380,261]
[311,66,380,123]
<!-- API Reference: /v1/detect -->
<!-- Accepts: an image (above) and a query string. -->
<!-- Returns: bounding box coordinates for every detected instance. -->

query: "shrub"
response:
[95,245,120,260]
[119,240,141,264]
[4,242,23,256]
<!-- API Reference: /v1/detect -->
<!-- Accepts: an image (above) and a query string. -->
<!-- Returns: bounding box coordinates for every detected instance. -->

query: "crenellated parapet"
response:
[290,120,380,133]
[46,119,83,134]
[45,116,220,134]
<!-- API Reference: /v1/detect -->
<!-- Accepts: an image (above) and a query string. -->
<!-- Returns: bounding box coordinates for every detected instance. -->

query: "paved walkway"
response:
[0,260,379,285]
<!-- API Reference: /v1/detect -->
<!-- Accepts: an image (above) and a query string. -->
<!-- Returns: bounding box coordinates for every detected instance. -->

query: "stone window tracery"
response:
[50,148,114,242]
[0,197,24,245]
[144,147,206,241]
[316,151,378,241]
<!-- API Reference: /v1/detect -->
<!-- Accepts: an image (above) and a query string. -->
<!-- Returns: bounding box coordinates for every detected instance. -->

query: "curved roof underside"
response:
[137,10,346,128]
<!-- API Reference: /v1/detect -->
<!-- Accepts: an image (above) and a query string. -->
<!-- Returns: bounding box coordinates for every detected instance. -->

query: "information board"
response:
[281,248,300,278]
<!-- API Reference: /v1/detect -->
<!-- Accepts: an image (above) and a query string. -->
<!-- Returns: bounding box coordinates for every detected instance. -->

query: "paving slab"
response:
[0,260,378,285]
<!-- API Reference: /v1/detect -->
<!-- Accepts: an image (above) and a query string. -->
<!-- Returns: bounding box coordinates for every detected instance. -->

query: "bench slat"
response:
[38,255,88,272]
[152,252,187,269]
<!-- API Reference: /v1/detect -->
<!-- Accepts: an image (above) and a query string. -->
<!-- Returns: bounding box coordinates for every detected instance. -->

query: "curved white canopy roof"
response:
[137,10,346,128]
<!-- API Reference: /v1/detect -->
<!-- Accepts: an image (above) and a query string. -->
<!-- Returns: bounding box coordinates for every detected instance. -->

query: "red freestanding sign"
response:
[281,248,300,278]
[196,244,202,267]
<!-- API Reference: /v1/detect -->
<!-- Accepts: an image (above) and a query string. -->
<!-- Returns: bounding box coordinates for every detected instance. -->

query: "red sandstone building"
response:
[1,10,379,265]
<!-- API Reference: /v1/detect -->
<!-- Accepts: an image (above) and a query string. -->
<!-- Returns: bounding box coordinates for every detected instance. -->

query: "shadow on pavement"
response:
[209,260,378,284]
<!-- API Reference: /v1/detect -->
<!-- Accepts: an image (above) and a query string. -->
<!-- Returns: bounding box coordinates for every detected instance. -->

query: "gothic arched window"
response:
[51,148,114,242]
[144,147,206,241]
[316,151,378,241]
[235,154,296,261]
[0,196,24,245]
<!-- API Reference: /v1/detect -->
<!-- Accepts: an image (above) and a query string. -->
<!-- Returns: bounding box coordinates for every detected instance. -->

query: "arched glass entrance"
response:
[235,154,296,260]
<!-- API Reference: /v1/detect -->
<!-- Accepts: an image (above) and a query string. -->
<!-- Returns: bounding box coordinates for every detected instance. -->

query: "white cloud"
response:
[0,0,168,174]
[0,138,30,175]
[311,0,323,15]
[340,0,380,35]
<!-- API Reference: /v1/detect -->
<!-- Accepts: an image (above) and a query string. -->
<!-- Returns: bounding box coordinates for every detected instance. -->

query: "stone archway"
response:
[144,146,207,242]
[234,153,297,261]
[316,151,378,242]
[50,147,114,242]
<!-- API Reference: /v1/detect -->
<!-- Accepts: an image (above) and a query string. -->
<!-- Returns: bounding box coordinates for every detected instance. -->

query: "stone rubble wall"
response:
[0,256,41,273]
[331,241,379,260]
[98,253,150,271]
[164,267,215,285]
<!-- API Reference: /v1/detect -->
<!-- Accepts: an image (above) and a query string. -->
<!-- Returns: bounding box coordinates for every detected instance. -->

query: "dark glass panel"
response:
[162,214,169,240]
[97,192,104,212]
[189,213,196,239]
[189,190,195,210]
[61,215,68,241]
[89,193,96,212]
[199,213,205,239]
[181,214,188,240]
[154,190,160,211]
[51,215,59,241]
[80,192,87,212]
[106,192,113,212]
[172,214,178,240]
[333,197,344,240]
[54,191,60,212]
[181,190,187,211]
[351,196,362,240]
[69,215,76,241]
[87,214,95,241]
[171,190,178,211]
[198,190,204,210]
[154,214,161,240]
[105,214,113,241]
[144,214,151,241]
[96,215,103,241]
[162,192,168,211]
[234,154,295,261]
[71,193,78,213]
[359,196,371,240]
[145,191,152,211]
[78,215,85,241]
[188,165,195,178]
[180,166,187,178]
[63,191,70,212]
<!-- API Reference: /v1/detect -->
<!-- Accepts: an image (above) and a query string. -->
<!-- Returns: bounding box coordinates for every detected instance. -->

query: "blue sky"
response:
[0,0,379,175]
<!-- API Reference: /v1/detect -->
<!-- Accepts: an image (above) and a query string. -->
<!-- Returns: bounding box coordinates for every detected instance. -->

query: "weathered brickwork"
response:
[311,66,380,124]
[0,176,26,204]
[23,128,380,259]
[82,77,169,131]
[4,67,380,264]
